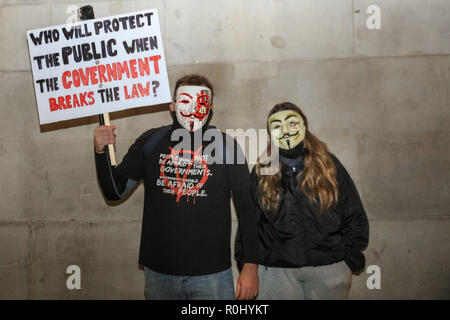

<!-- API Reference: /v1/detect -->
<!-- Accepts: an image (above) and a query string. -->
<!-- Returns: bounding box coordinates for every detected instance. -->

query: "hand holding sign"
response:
[94,125,116,154]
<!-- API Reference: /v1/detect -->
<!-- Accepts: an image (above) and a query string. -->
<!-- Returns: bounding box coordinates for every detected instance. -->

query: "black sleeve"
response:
[95,151,130,201]
[227,138,259,266]
[115,129,155,181]
[334,155,370,272]
[95,129,154,202]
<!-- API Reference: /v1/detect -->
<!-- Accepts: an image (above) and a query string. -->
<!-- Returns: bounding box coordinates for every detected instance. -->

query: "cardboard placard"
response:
[27,9,171,125]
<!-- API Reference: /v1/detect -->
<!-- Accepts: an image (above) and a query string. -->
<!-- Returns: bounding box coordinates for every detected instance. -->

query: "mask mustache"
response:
[279,132,298,140]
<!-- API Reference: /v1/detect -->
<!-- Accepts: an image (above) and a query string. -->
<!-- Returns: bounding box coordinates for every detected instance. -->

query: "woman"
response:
[235,102,369,299]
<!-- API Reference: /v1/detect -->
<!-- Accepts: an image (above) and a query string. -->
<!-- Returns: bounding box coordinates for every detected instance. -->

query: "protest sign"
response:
[27,9,171,125]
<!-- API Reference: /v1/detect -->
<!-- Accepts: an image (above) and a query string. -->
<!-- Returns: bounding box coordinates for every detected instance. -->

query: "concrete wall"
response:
[0,0,449,299]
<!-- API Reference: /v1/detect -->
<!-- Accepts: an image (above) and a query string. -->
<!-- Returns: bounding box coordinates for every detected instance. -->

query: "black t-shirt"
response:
[107,125,258,275]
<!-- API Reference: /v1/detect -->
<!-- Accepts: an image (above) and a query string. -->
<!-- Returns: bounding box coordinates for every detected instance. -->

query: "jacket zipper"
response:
[293,165,310,265]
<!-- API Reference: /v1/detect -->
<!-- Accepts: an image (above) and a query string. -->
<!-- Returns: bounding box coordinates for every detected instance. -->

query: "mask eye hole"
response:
[180,99,190,104]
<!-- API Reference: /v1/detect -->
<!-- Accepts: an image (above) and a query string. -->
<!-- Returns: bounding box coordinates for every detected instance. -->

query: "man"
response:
[94,74,259,299]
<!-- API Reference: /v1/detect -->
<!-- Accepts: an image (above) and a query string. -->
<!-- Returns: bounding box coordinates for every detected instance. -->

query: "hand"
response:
[94,125,116,154]
[235,263,258,300]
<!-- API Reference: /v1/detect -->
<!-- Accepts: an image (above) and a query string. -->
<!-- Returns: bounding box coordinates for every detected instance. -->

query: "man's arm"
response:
[226,135,259,299]
[94,125,142,202]
[95,151,135,201]
[232,187,259,300]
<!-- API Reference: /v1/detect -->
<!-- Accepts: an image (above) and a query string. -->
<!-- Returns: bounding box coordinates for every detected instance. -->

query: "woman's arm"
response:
[335,156,370,272]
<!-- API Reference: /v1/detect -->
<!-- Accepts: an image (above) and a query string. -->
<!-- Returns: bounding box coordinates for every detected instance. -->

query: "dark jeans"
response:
[144,267,235,300]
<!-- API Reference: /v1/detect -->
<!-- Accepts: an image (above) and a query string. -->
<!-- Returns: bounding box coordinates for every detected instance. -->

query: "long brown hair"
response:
[256,102,338,213]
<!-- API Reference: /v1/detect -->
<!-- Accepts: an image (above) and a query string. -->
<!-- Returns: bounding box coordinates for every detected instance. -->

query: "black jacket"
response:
[235,153,369,272]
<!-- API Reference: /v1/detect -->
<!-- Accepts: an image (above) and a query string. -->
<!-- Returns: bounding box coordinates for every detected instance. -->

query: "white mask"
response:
[174,85,212,132]
[268,110,306,150]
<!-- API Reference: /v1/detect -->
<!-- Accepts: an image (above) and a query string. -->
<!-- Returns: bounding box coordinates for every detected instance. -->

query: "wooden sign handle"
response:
[102,113,117,165]
[79,5,116,166]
